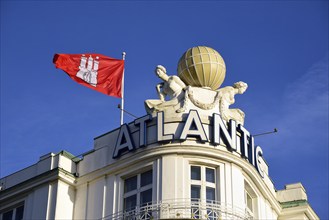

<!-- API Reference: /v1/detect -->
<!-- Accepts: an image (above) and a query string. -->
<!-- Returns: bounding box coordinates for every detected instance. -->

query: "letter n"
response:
[213,113,237,151]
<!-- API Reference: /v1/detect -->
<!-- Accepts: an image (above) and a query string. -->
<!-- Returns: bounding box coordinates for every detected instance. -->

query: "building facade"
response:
[0,96,319,220]
[0,47,319,219]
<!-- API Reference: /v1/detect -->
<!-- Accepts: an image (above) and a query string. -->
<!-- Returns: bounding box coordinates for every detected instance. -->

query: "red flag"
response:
[53,53,124,98]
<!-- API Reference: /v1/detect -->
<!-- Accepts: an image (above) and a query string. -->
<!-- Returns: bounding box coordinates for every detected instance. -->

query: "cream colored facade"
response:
[1,49,320,220]
[1,46,319,220]
[0,108,319,220]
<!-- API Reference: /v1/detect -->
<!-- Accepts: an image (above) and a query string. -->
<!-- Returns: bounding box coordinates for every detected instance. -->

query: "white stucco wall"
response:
[55,180,75,219]
[27,184,49,220]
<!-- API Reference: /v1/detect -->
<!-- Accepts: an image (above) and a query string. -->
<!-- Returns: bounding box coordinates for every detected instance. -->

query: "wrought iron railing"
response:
[103,199,253,220]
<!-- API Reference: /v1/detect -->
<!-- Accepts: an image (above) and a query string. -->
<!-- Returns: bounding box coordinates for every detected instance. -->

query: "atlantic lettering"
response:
[113,110,265,177]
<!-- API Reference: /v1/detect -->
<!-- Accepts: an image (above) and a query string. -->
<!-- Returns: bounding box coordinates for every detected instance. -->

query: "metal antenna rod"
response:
[118,104,138,119]
[253,128,278,137]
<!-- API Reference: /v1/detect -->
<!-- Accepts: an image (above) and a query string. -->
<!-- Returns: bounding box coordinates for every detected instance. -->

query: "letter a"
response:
[180,110,208,142]
[113,124,135,158]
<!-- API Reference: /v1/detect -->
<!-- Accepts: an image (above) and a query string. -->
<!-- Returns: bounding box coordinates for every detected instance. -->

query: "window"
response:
[191,166,216,201]
[1,204,24,220]
[190,165,217,219]
[245,191,253,212]
[244,181,256,218]
[123,170,153,212]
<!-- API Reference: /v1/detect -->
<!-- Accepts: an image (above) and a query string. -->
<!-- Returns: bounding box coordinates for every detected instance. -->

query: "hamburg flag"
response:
[53,53,124,98]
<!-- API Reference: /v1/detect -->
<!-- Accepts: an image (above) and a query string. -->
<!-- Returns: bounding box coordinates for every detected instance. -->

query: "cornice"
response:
[0,168,75,204]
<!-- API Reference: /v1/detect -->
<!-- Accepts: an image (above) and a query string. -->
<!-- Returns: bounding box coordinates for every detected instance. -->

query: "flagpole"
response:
[121,52,126,125]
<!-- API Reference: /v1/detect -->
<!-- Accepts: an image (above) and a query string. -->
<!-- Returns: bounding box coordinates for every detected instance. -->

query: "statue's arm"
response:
[156,83,165,101]
[172,76,187,89]
[156,82,163,93]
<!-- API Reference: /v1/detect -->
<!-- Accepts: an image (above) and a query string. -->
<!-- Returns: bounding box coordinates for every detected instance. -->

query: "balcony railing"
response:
[103,199,253,220]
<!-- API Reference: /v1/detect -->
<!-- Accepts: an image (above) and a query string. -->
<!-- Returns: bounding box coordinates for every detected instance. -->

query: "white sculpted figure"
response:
[217,81,248,125]
[145,65,186,113]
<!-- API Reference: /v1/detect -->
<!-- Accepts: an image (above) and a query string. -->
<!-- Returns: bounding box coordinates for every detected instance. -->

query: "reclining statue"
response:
[145,65,186,114]
[217,81,248,125]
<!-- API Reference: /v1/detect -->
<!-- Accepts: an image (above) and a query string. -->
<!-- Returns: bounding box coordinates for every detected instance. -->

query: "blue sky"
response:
[1,1,328,218]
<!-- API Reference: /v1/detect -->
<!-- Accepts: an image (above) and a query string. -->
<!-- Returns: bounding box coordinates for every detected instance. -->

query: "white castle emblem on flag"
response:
[76,55,99,87]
